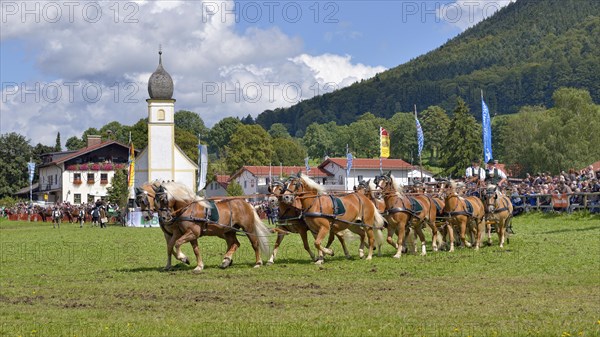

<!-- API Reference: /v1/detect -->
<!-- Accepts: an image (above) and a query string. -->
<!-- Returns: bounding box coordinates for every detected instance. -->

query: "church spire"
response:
[147,46,174,100]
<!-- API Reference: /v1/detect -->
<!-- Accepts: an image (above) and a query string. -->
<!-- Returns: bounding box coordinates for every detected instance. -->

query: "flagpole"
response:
[379,127,383,174]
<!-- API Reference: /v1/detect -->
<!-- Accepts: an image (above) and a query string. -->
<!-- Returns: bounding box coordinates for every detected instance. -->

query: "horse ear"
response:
[135,187,142,195]
[296,171,302,178]
[151,185,160,193]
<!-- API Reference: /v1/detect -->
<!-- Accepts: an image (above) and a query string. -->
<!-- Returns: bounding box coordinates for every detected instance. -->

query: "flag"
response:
[127,142,135,189]
[305,157,311,173]
[27,162,36,183]
[380,127,390,158]
[482,96,493,163]
[415,116,424,158]
[346,152,353,176]
[198,144,208,191]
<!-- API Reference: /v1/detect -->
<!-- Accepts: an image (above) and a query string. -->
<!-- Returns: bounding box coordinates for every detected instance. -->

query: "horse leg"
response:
[267,232,285,265]
[497,218,505,248]
[413,221,428,256]
[313,225,333,264]
[428,219,438,252]
[460,219,471,248]
[393,222,406,258]
[220,232,240,269]
[448,223,456,252]
[298,226,317,262]
[386,222,398,249]
[173,229,199,268]
[474,219,485,250]
[246,232,263,268]
[333,230,350,259]
[365,227,375,260]
[486,219,493,246]
[190,239,204,273]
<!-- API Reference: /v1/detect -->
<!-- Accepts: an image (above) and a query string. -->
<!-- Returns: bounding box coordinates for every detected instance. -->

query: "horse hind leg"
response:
[314,226,333,264]
[220,233,240,269]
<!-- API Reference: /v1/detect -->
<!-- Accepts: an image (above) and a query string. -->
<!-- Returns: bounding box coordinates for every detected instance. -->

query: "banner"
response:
[27,162,35,183]
[346,152,353,176]
[127,142,135,188]
[198,144,208,191]
[380,127,390,158]
[482,97,493,163]
[415,116,424,158]
[304,157,311,173]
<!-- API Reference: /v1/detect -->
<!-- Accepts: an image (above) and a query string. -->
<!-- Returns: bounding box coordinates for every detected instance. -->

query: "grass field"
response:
[1,213,599,337]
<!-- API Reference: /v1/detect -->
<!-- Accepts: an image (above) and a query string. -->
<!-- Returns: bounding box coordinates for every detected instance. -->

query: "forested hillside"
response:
[255,0,600,136]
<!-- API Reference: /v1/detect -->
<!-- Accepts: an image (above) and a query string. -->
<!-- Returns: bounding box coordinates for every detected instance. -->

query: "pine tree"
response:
[55,132,62,152]
[440,98,482,178]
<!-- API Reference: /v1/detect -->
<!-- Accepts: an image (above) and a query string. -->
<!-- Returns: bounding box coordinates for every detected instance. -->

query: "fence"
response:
[511,192,600,214]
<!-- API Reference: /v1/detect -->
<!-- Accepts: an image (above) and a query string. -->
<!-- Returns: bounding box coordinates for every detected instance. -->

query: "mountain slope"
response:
[256,0,600,136]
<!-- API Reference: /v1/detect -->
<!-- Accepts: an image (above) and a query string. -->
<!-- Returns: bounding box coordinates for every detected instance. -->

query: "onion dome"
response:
[148,50,174,100]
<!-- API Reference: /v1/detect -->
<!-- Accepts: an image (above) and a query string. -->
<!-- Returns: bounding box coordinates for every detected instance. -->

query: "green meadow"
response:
[1,213,599,337]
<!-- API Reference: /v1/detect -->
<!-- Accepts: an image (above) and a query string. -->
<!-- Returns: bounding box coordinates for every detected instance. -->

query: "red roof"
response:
[319,158,414,170]
[41,140,135,167]
[588,161,600,171]
[231,166,331,179]
[215,175,230,189]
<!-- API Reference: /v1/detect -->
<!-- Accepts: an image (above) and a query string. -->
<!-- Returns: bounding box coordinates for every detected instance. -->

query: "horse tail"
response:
[251,208,271,257]
[373,210,386,247]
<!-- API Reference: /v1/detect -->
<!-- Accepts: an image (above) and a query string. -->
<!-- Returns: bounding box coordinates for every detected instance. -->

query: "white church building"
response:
[134,51,197,191]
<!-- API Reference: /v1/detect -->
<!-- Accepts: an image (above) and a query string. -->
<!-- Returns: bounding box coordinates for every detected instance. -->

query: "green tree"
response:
[208,117,242,158]
[388,112,417,162]
[302,122,334,159]
[106,169,129,209]
[420,106,450,160]
[268,123,291,139]
[175,110,209,138]
[226,180,243,196]
[346,113,384,158]
[100,121,129,143]
[65,136,86,151]
[224,125,273,173]
[271,138,307,166]
[129,119,148,150]
[54,132,62,152]
[175,127,199,163]
[440,98,482,177]
[0,133,33,197]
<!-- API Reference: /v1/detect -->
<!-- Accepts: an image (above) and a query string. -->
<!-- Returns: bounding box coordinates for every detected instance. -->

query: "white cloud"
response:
[1,1,385,146]
[437,0,515,31]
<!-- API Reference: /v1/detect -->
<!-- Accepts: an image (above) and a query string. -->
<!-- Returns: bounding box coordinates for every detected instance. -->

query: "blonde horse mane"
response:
[162,181,210,208]
[388,174,404,197]
[300,174,326,194]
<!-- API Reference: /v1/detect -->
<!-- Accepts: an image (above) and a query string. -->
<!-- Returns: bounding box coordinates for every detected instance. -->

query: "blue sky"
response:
[0,0,512,145]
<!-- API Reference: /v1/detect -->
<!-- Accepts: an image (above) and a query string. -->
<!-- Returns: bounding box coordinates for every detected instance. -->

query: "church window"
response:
[158,109,165,120]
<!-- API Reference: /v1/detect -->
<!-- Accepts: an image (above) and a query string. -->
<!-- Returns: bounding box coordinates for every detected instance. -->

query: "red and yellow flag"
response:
[380,127,390,158]
[127,142,135,188]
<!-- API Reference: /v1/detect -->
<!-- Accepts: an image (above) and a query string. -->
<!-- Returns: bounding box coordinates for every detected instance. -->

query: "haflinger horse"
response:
[353,180,389,257]
[442,181,486,251]
[281,174,385,264]
[135,182,192,270]
[267,181,317,264]
[268,180,367,264]
[154,182,270,271]
[374,172,438,258]
[481,184,514,248]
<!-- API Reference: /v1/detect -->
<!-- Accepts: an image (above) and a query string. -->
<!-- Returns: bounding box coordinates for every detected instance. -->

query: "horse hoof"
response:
[315,260,324,265]
[219,258,232,269]
[266,261,274,266]
[181,258,190,265]
[253,264,262,268]
[193,267,203,274]
[392,254,401,259]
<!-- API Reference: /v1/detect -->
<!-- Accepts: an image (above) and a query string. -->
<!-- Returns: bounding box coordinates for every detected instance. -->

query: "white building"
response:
[216,158,434,199]
[36,136,134,204]
[134,51,198,191]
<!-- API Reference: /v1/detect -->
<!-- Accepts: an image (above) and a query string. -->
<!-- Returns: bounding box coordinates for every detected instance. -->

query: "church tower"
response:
[146,50,176,182]
[135,50,198,189]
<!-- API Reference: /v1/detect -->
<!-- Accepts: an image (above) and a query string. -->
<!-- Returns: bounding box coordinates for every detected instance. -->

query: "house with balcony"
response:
[37,135,138,204]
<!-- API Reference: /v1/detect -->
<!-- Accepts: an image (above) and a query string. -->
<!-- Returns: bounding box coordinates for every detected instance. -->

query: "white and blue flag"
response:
[482,97,493,163]
[346,152,353,176]
[305,157,311,173]
[415,116,424,158]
